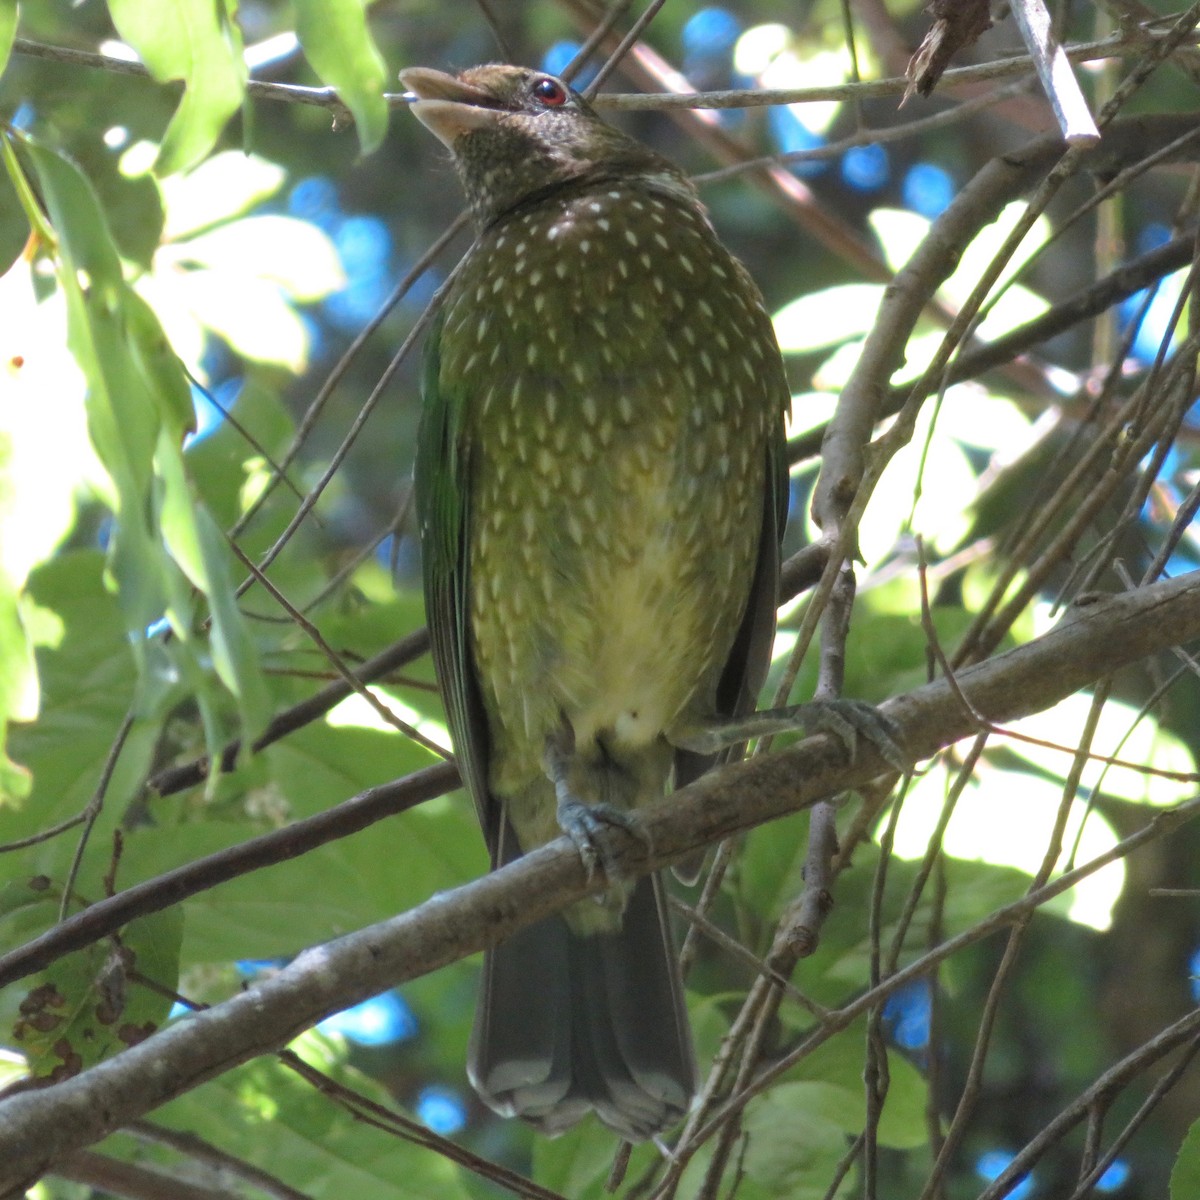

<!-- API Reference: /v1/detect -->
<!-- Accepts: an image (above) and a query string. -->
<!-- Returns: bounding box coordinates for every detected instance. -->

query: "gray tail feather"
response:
[467,873,696,1141]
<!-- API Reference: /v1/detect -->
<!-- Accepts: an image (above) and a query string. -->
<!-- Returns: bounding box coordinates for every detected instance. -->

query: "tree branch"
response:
[13,29,1195,114]
[3,571,1200,1189]
[52,1150,243,1200]
[0,762,458,990]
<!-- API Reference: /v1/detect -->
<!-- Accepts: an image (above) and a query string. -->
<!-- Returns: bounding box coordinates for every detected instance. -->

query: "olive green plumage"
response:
[404,64,789,1140]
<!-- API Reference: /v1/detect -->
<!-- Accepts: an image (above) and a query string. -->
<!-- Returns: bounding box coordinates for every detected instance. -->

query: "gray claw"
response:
[557,799,645,881]
[808,700,906,771]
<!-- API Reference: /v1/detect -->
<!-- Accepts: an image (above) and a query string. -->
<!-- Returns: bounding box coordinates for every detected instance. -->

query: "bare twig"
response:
[581,0,670,97]
[229,217,467,543]
[14,28,1200,115]
[235,259,465,597]
[126,1122,313,1200]
[225,539,449,761]
[1010,0,1101,144]
[58,712,135,922]
[975,1015,1200,1200]
[146,627,431,797]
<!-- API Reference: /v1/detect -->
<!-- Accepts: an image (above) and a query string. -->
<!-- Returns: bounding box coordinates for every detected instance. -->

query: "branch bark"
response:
[2,572,1200,1190]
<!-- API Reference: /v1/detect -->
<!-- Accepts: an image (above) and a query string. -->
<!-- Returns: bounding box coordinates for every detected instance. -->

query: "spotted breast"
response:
[439,176,779,858]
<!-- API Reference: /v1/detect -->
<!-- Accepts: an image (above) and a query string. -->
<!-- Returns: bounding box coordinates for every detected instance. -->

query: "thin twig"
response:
[126,1122,313,1200]
[975,1015,1200,1200]
[58,712,135,923]
[225,538,449,761]
[146,627,431,797]
[14,28,1200,115]
[582,0,670,97]
[232,239,467,585]
[562,0,633,85]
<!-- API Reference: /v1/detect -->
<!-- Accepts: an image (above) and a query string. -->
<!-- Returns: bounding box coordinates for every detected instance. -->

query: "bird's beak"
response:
[400,68,502,148]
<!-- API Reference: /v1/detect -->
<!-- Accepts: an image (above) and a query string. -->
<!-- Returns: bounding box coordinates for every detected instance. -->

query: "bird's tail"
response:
[467,869,696,1141]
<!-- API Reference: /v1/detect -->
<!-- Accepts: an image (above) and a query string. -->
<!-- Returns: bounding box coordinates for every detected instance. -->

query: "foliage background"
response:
[2,1,1200,1198]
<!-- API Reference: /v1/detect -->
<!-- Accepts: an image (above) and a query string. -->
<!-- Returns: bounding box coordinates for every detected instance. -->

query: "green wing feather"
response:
[415,313,499,853]
[673,398,788,793]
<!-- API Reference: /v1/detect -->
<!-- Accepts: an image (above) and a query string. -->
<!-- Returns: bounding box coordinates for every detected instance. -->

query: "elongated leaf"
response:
[108,0,247,175]
[294,0,389,154]
[18,135,165,647]
[160,151,286,240]
[0,0,17,81]
[1172,1119,1200,1200]
[12,901,182,1078]
[157,1050,470,1198]
[175,214,345,300]
[16,133,267,753]
[156,427,269,738]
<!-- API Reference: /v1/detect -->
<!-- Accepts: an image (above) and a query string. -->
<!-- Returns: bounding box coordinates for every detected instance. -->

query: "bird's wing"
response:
[415,312,499,854]
[673,414,788,794]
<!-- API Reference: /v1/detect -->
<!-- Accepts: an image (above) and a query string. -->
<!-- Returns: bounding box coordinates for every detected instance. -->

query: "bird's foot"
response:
[676,700,906,771]
[556,798,647,882]
[544,726,649,881]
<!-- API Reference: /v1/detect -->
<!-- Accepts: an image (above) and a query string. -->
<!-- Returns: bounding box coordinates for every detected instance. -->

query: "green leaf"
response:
[174,214,345,301]
[17,132,268,756]
[868,207,930,275]
[112,720,468,964]
[0,553,156,868]
[294,0,390,154]
[125,289,196,437]
[156,427,269,738]
[18,132,166,644]
[0,549,145,825]
[857,399,976,562]
[160,150,286,240]
[783,845,1031,1011]
[12,902,182,1077]
[889,748,1131,934]
[741,1084,860,1197]
[738,809,808,926]
[785,1034,928,1149]
[0,0,17,81]
[0,407,38,801]
[1172,1119,1200,1200]
[108,0,247,175]
[0,588,34,802]
[151,1047,471,1198]
[169,266,316,370]
[192,504,271,737]
[1004,691,1196,808]
[774,283,884,354]
[534,1121,664,1198]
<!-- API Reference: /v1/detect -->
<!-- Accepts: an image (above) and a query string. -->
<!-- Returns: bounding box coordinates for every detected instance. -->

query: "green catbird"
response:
[404,63,799,1140]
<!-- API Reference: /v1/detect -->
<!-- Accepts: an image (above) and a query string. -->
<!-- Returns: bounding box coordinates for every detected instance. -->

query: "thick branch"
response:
[2,572,1200,1188]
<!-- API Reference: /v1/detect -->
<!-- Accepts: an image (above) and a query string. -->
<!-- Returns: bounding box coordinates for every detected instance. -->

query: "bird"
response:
[402,63,886,1141]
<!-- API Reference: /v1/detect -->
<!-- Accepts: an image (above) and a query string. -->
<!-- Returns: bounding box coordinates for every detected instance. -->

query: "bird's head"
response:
[400,64,684,226]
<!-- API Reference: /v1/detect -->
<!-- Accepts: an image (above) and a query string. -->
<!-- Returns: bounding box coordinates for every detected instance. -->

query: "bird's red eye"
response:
[532,76,568,107]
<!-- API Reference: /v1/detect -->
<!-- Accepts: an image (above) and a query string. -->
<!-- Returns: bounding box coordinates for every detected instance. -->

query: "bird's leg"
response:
[674,700,906,769]
[543,725,647,881]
